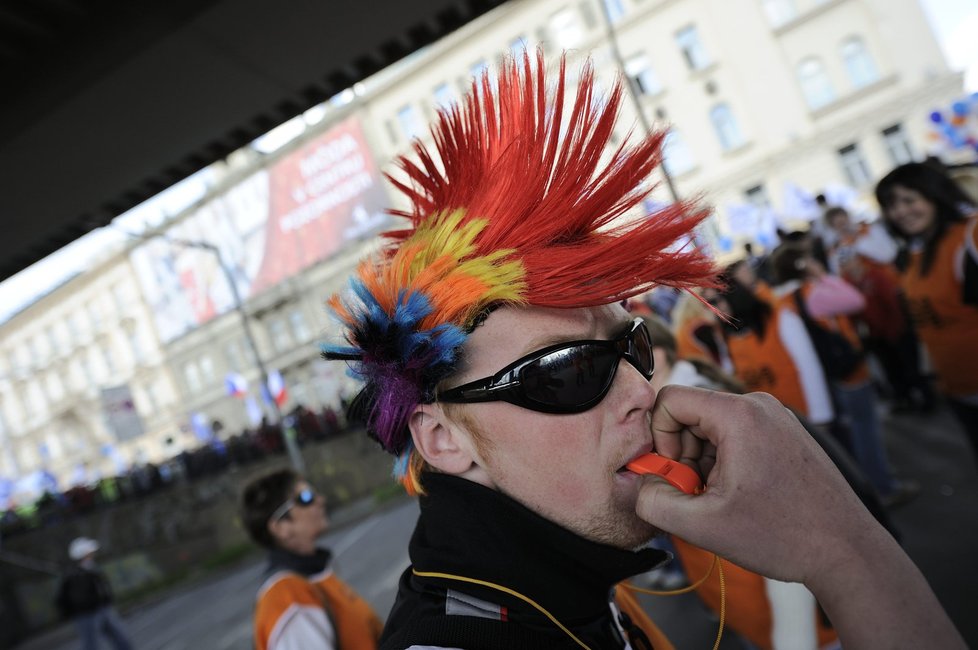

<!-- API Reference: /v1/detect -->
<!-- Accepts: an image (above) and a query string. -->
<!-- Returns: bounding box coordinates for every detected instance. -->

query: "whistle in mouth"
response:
[626,453,704,495]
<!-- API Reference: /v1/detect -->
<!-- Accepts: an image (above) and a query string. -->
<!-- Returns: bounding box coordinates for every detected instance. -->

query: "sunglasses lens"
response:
[296,489,316,506]
[519,345,618,410]
[631,325,654,378]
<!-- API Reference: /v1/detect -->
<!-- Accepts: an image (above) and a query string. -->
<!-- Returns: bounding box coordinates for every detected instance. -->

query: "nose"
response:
[612,356,657,419]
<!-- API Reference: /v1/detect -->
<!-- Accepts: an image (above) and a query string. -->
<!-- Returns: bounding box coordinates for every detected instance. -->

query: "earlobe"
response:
[409,404,476,475]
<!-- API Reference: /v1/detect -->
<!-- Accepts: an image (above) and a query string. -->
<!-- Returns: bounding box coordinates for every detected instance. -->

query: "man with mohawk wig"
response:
[324,52,965,650]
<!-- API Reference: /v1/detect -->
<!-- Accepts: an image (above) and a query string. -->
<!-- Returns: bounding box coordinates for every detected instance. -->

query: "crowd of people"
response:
[0,404,348,538]
[634,159,976,510]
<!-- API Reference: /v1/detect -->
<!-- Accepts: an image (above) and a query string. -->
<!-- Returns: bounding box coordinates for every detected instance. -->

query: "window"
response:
[470,59,489,81]
[662,130,696,176]
[80,354,95,385]
[44,433,63,460]
[710,103,746,151]
[838,143,872,186]
[127,328,145,364]
[44,372,64,402]
[797,58,835,110]
[509,36,528,60]
[624,53,663,96]
[841,36,879,89]
[142,383,159,415]
[433,83,455,111]
[881,124,915,165]
[603,0,626,23]
[87,301,102,329]
[384,119,399,146]
[289,309,310,343]
[269,318,291,353]
[45,326,60,359]
[26,380,47,413]
[199,355,215,384]
[745,185,771,208]
[27,336,42,366]
[184,362,201,392]
[225,339,244,373]
[396,105,423,141]
[761,0,797,27]
[66,312,82,345]
[675,25,711,71]
[101,345,116,374]
[550,8,584,49]
[111,283,130,315]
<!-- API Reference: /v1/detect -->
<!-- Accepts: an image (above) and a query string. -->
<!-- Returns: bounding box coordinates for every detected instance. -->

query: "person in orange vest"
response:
[240,468,383,650]
[671,290,734,374]
[767,245,918,506]
[824,206,936,413]
[876,162,978,463]
[708,269,834,429]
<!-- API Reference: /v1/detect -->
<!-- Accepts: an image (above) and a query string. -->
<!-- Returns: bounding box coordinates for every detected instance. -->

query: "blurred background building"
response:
[0,0,970,498]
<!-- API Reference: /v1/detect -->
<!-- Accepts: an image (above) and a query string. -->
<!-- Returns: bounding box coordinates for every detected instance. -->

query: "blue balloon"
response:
[929,110,943,123]
[952,101,969,117]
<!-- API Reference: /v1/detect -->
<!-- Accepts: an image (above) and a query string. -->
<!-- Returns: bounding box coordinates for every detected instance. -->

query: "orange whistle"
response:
[626,453,704,495]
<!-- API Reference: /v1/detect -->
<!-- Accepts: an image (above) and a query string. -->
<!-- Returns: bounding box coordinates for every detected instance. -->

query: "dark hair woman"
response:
[875,162,978,462]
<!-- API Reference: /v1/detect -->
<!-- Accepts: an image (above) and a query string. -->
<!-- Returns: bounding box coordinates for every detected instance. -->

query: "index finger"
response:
[650,385,730,458]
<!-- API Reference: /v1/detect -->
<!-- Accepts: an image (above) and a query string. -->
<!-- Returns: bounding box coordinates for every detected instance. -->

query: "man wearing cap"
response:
[323,52,964,649]
[55,537,132,650]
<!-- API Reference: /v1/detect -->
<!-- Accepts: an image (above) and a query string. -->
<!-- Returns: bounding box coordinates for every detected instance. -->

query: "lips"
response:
[616,445,653,473]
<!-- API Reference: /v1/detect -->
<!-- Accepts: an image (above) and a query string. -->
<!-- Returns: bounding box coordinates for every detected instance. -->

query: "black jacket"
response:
[55,565,113,618]
[381,473,667,649]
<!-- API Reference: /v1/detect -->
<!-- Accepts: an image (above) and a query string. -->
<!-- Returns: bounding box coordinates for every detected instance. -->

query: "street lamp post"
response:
[152,236,306,473]
[597,0,681,204]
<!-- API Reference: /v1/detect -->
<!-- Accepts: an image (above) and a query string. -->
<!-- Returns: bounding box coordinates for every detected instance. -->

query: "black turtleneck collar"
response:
[266,545,333,578]
[409,473,666,623]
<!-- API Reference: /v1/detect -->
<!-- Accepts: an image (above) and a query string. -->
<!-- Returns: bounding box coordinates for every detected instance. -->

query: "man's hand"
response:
[635,386,863,584]
[634,386,966,650]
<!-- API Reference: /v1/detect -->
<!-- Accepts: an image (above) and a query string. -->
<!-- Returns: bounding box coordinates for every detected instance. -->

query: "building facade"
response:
[0,252,185,490]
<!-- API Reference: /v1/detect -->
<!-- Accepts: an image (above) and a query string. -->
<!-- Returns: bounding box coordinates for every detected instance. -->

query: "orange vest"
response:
[254,571,383,650]
[676,317,719,365]
[671,538,838,650]
[725,309,809,416]
[900,218,978,395]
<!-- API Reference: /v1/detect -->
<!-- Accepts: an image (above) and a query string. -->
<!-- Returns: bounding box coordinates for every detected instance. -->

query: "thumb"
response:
[635,476,717,543]
[635,477,712,539]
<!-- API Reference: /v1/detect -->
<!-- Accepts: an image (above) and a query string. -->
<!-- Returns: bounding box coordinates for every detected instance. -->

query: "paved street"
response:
[17,404,978,650]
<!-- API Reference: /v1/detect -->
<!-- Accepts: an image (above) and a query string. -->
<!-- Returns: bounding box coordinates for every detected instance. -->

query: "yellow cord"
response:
[413,555,726,650]
[626,554,726,650]
[412,569,592,649]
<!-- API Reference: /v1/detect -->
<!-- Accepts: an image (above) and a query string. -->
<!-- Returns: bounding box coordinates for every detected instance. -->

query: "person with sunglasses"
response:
[240,468,382,650]
[323,52,965,650]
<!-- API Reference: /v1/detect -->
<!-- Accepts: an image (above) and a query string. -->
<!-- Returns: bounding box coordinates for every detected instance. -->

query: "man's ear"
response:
[409,403,475,475]
[266,517,288,546]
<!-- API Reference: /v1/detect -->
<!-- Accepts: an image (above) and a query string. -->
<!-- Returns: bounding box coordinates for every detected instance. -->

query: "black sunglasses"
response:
[270,487,317,522]
[437,318,654,414]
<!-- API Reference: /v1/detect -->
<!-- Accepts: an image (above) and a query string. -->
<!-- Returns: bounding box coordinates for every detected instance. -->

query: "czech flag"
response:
[263,369,288,407]
[225,372,248,398]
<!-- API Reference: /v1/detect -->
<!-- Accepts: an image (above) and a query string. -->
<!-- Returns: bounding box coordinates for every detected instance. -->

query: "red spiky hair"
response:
[382,50,718,306]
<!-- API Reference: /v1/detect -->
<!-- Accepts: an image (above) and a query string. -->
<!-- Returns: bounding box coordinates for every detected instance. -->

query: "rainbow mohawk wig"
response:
[324,51,715,461]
